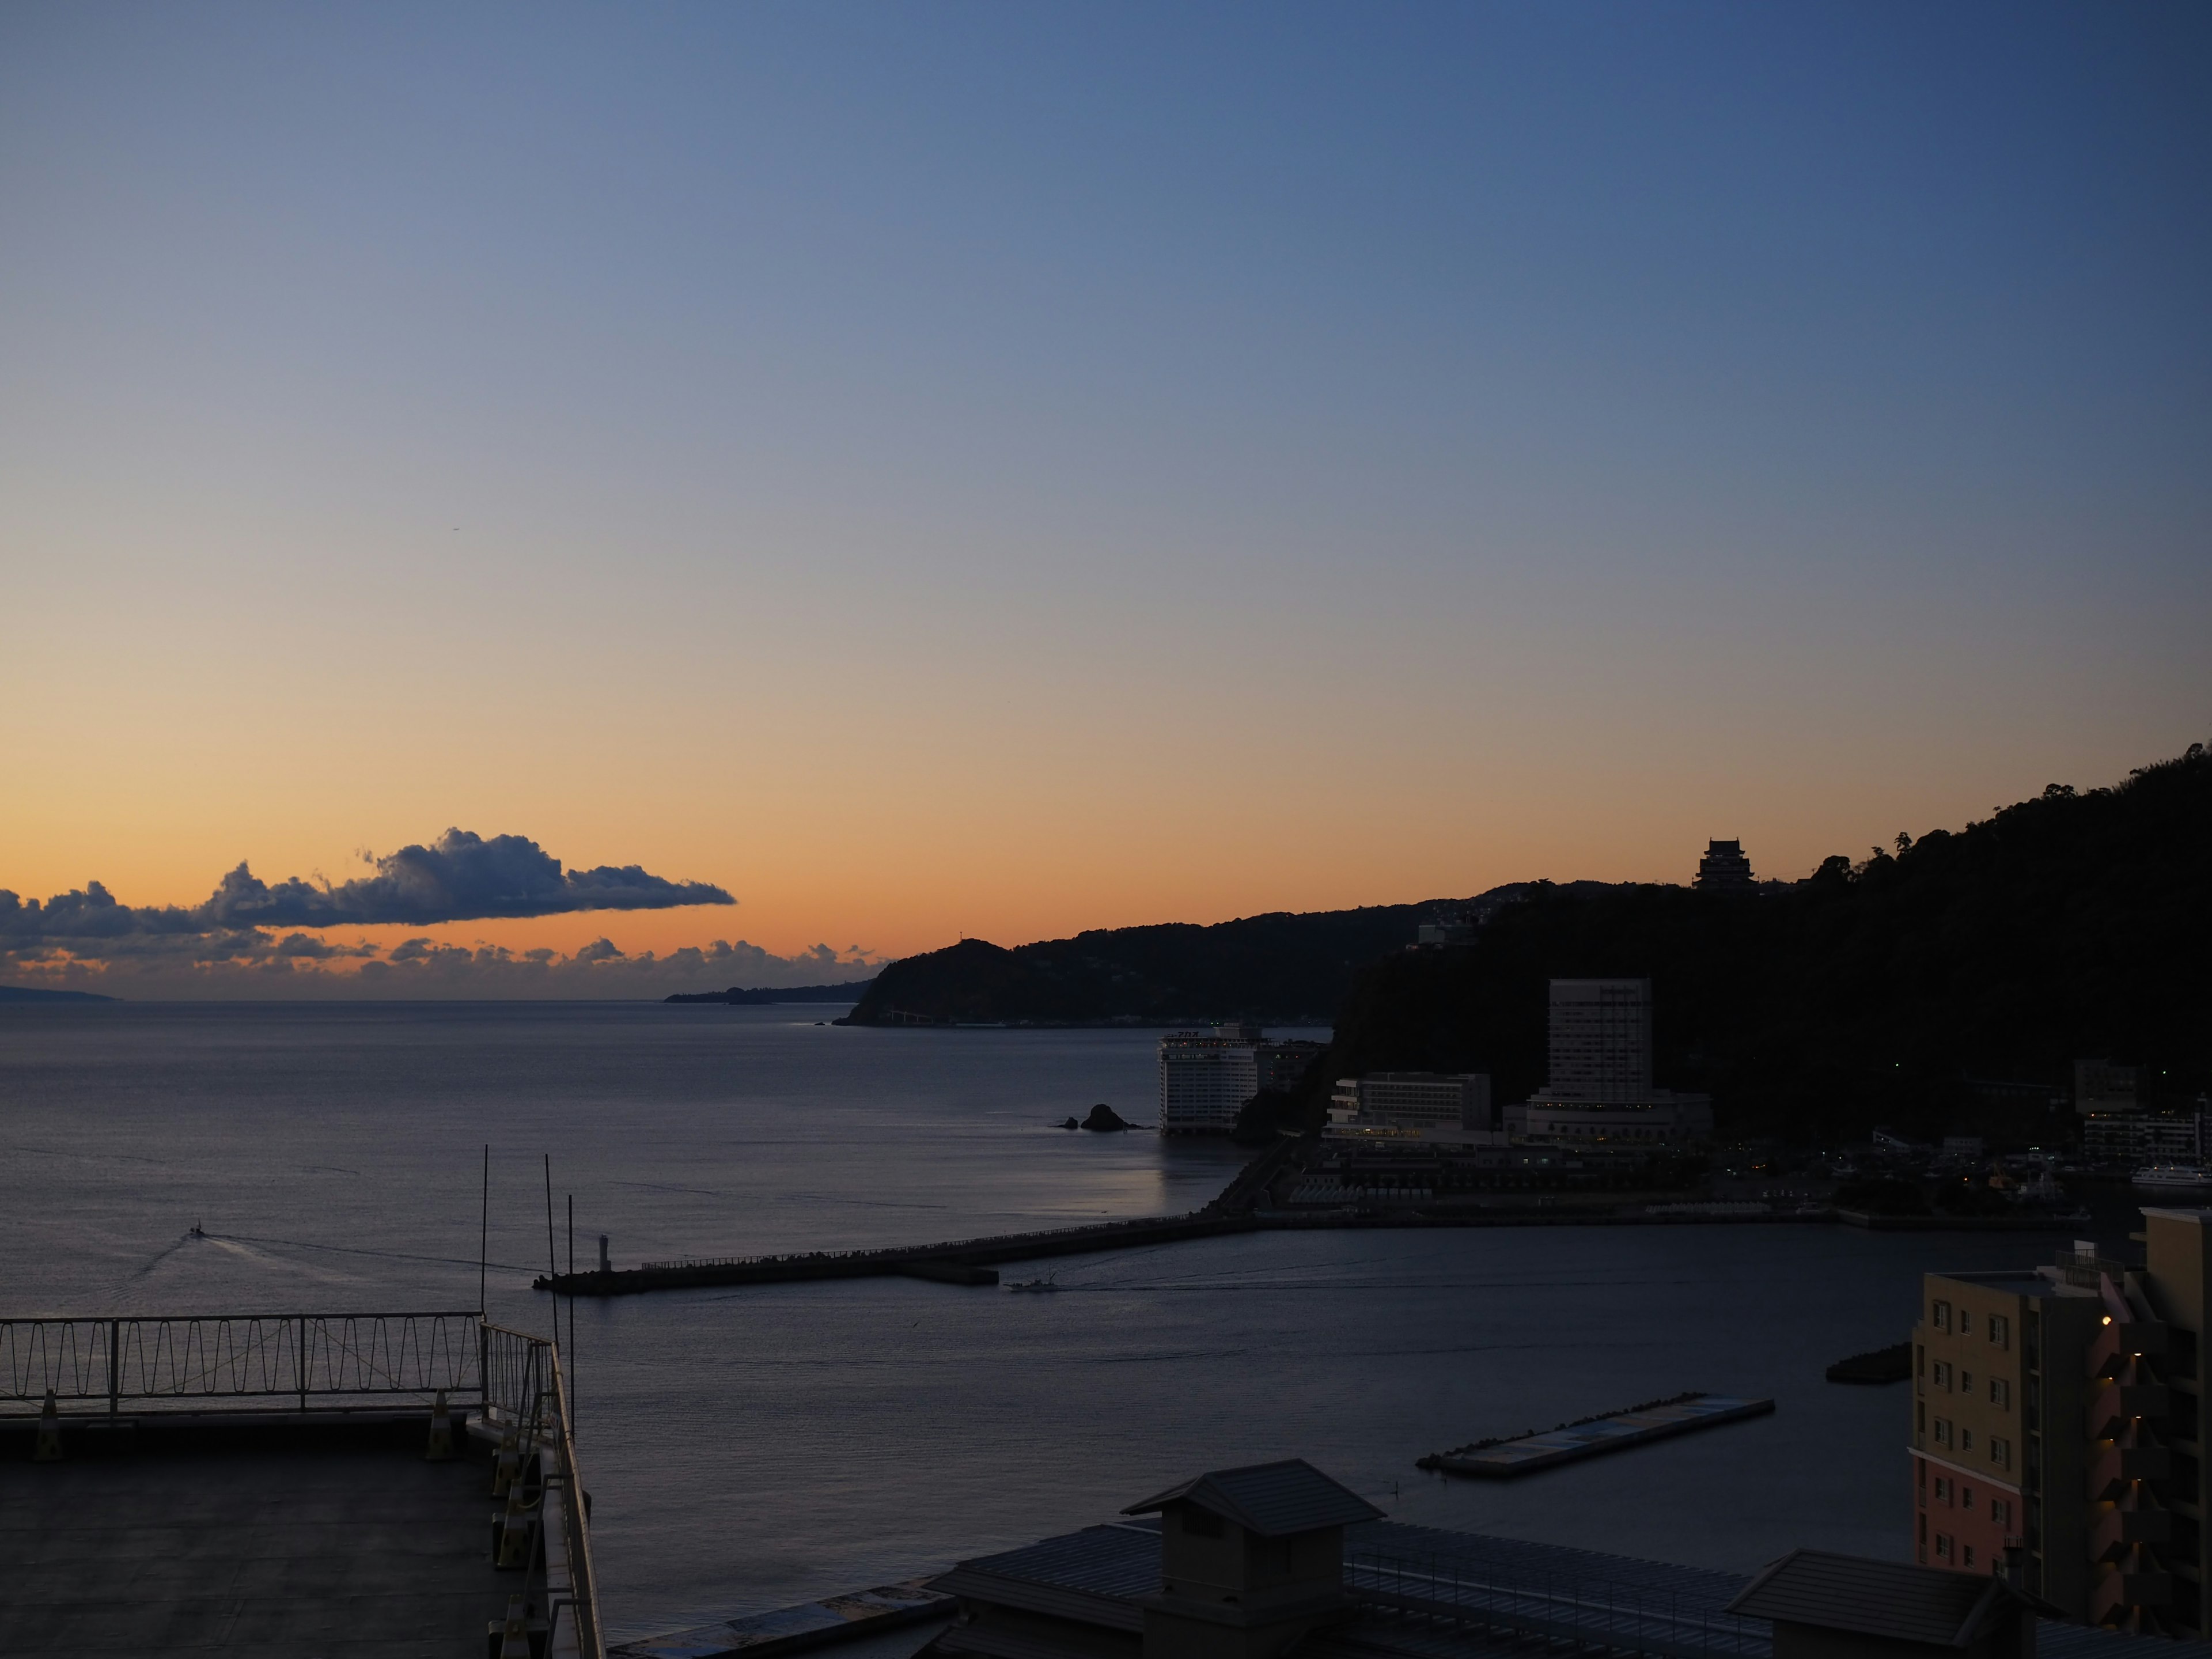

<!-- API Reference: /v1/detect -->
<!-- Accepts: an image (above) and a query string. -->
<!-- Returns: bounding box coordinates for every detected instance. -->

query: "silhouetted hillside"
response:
[1304,744,2212,1142]
[0,984,116,1002]
[841,887,1605,1026]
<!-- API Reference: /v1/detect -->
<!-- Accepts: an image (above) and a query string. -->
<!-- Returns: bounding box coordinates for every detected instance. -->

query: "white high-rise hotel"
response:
[1505,979,1713,1145]
[1157,1024,1324,1134]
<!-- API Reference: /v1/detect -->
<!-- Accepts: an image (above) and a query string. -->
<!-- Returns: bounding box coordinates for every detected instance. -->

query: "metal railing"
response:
[0,1312,483,1413]
[1347,1551,1771,1659]
[477,1321,603,1659]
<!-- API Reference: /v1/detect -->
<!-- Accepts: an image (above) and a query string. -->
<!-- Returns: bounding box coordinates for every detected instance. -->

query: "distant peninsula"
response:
[665,980,876,1005]
[836,884,1606,1027]
[0,984,117,1003]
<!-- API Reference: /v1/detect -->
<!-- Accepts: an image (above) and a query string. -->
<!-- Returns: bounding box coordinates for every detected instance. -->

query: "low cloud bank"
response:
[0,830,870,998]
[1,829,731,944]
[3,932,881,999]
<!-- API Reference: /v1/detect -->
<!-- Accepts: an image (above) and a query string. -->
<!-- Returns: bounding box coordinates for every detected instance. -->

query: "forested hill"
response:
[1304,744,2212,1143]
[839,885,1608,1026]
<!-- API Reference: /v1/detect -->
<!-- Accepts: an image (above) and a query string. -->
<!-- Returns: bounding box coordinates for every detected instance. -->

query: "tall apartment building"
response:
[1694,839,1756,893]
[1547,979,1653,1101]
[1157,1026,1323,1134]
[1508,979,1713,1145]
[1912,1211,2212,1635]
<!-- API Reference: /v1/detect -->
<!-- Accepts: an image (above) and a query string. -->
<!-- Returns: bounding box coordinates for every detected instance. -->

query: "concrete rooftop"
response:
[0,1415,514,1658]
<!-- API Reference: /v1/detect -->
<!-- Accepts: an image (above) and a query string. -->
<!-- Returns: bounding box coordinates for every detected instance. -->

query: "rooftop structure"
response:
[1695,840,1758,893]
[927,1457,2205,1659]
[1728,1548,2046,1659]
[0,1310,601,1659]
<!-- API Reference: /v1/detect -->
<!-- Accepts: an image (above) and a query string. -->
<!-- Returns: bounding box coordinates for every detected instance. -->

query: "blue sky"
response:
[2,1,2207,990]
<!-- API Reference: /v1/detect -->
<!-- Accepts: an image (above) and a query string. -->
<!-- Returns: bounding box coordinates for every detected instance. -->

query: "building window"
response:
[1934,1419,1950,1446]
[1936,1534,1952,1560]
[1990,1314,2010,1349]
[1993,1499,2012,1530]
[1962,1371,1974,1393]
[1991,1437,2010,1469]
[1962,1429,1974,1452]
[1991,1378,2010,1408]
[1934,1301,1952,1332]
[1934,1477,1949,1502]
[1964,1545,1976,1569]
[1962,1486,1975,1510]
[1961,1309,1974,1336]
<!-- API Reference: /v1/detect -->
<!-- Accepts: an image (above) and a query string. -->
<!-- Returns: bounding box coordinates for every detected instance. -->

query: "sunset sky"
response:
[3,3,2207,994]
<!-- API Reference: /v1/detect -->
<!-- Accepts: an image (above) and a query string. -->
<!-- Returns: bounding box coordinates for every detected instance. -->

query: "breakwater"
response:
[537,1209,1259,1297]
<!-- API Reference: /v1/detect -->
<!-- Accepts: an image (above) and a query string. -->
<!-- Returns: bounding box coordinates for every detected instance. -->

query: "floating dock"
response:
[1423,1393,1774,1479]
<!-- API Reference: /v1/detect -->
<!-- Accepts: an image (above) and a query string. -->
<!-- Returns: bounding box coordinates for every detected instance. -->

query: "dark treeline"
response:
[1304,745,2212,1143]
[841,884,1623,1026]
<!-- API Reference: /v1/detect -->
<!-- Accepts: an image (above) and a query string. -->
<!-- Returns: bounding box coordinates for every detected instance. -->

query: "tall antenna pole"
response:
[543,1154,559,1348]
[479,1145,489,1315]
[567,1192,577,1433]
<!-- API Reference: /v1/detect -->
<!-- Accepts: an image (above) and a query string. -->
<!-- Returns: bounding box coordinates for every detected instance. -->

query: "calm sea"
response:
[0,1001,2068,1642]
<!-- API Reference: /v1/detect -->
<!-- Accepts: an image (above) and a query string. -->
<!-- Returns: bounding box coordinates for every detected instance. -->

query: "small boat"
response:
[2133,1165,2212,1190]
[1006,1278,1061,1293]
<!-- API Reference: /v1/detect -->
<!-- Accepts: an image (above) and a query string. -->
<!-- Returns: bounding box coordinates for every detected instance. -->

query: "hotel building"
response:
[1157,1026,1324,1135]
[1328,1073,1497,1142]
[1913,1210,2212,1635]
[1506,979,1713,1145]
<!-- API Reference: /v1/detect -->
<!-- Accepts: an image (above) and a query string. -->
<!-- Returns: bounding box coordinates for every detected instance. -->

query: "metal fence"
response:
[1347,1550,1771,1659]
[0,1312,483,1413]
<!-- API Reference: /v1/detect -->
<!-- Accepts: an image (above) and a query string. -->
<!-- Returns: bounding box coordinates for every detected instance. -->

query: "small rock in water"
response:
[1059,1116,1081,1130]
[1081,1103,1131,1132]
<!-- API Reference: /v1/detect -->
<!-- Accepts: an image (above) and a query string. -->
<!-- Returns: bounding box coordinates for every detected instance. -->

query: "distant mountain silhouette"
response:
[839,885,1616,1027]
[665,981,874,1005]
[1300,743,2212,1142]
[0,984,116,1003]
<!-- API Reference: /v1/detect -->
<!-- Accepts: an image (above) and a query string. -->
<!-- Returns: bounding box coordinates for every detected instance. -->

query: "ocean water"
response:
[0,1002,2067,1642]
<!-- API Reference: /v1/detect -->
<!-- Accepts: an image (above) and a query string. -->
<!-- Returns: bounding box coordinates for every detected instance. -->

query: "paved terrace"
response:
[0,1413,510,1657]
[0,1311,600,1658]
